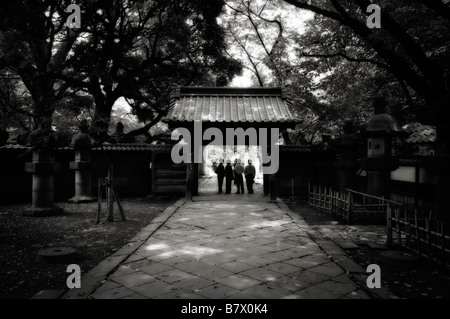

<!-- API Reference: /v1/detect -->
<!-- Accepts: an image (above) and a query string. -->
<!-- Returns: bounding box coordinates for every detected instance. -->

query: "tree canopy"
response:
[221,0,450,146]
[1,0,449,152]
[0,0,242,145]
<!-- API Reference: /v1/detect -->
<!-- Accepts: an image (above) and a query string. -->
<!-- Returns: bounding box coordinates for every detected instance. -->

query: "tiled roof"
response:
[279,145,311,152]
[0,143,172,152]
[0,144,29,150]
[164,87,300,126]
[402,122,436,144]
[93,143,172,152]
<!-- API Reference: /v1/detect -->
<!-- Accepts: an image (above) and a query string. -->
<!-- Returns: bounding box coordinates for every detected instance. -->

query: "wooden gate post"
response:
[387,205,393,246]
[185,152,193,201]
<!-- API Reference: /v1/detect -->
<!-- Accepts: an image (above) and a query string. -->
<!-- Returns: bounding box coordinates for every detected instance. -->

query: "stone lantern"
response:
[24,122,63,216]
[69,120,96,203]
[360,98,403,198]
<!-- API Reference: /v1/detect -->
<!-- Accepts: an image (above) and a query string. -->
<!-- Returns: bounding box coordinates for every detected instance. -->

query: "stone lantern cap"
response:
[366,114,403,135]
[365,98,403,137]
[70,120,94,149]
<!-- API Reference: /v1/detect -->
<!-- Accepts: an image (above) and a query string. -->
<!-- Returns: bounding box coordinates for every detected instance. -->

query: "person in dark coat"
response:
[244,159,256,194]
[225,159,234,194]
[234,159,245,194]
[215,159,225,193]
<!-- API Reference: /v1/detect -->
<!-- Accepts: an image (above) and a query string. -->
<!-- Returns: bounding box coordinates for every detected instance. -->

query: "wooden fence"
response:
[308,184,401,224]
[308,184,351,222]
[308,183,450,266]
[387,206,450,266]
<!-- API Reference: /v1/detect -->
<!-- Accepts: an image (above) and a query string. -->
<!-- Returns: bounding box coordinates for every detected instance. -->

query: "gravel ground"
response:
[0,196,178,299]
[286,199,450,299]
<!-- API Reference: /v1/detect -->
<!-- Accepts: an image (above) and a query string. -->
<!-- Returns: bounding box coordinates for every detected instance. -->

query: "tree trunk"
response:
[89,90,115,143]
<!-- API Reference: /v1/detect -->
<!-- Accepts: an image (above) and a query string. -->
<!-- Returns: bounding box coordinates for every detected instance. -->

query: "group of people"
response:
[212,159,256,194]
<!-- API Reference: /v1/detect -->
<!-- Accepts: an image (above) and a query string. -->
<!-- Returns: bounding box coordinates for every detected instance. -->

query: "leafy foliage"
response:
[222,0,450,145]
[0,0,242,144]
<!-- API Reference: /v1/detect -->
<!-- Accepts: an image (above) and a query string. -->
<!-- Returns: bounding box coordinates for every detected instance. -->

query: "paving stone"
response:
[125,258,152,270]
[308,264,345,277]
[94,280,122,294]
[332,256,366,274]
[123,254,147,264]
[318,243,347,255]
[217,261,256,273]
[241,283,291,299]
[197,284,241,299]
[237,245,273,256]
[240,267,284,283]
[174,276,215,291]
[225,292,258,299]
[260,251,295,262]
[282,248,316,259]
[131,280,178,298]
[343,289,371,299]
[91,286,135,299]
[315,280,357,295]
[202,254,241,266]
[159,254,199,266]
[334,240,359,250]
[265,262,300,275]
[282,255,328,269]
[267,276,312,292]
[332,274,358,285]
[155,269,197,284]
[217,274,262,290]
[140,263,175,275]
[112,271,156,288]
[110,265,137,278]
[289,270,331,285]
[171,260,212,275]
[154,290,207,299]
[281,294,303,299]
[292,286,344,299]
[240,256,272,267]
[196,266,235,281]
[149,251,182,262]
[120,293,147,299]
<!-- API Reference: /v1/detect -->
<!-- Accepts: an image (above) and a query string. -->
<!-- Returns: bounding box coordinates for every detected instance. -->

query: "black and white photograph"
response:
[1,0,450,308]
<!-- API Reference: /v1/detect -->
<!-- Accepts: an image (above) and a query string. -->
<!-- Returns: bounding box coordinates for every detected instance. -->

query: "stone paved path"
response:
[70,177,372,299]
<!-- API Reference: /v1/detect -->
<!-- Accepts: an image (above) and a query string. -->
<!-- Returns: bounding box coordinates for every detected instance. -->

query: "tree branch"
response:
[124,111,165,138]
[301,51,391,70]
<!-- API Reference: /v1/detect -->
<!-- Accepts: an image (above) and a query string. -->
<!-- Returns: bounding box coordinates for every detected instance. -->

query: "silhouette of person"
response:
[244,159,256,194]
[234,159,245,194]
[225,159,234,194]
[215,159,225,193]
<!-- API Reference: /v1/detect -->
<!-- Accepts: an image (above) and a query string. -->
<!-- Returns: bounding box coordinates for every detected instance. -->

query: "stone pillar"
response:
[69,149,95,203]
[186,162,193,201]
[335,122,358,193]
[69,119,96,203]
[24,149,63,216]
[199,146,207,176]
